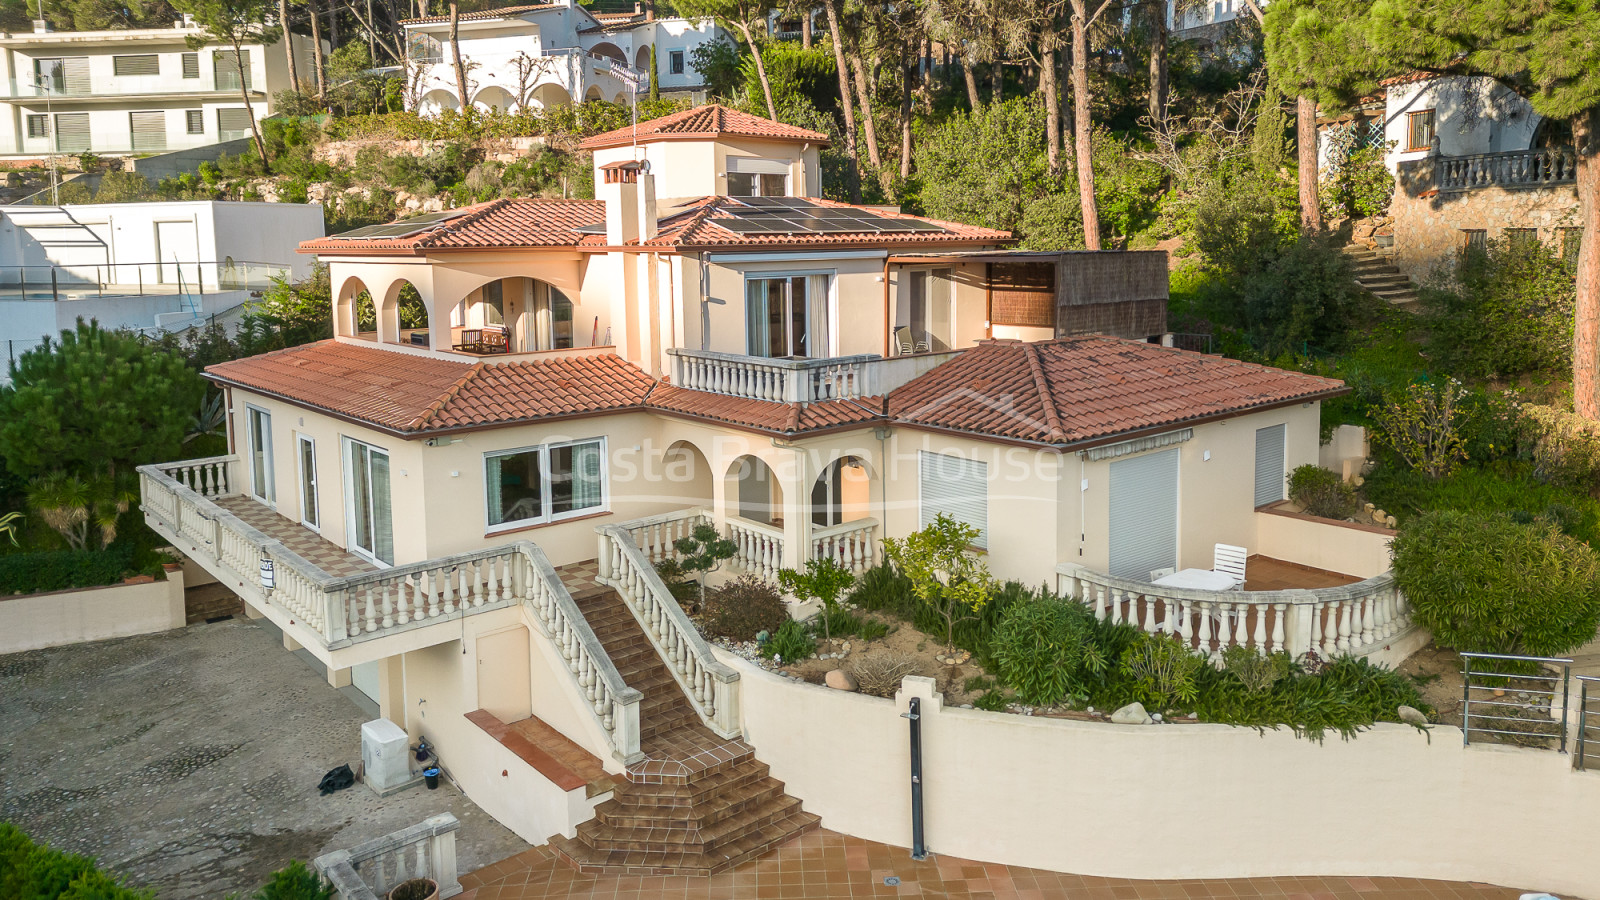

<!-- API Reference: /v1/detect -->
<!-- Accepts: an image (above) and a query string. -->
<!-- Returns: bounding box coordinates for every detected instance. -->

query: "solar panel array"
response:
[709,197,947,235]
[333,208,475,241]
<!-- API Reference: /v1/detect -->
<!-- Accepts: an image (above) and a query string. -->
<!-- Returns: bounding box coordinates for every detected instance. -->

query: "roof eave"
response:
[579,131,831,151]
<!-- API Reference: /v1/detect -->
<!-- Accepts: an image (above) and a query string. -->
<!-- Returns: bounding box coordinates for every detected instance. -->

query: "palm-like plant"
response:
[27,472,136,551]
[0,511,22,547]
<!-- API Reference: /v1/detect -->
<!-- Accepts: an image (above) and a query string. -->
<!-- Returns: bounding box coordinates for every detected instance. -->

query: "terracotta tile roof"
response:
[578,104,830,150]
[299,199,604,256]
[647,383,883,435]
[401,2,560,25]
[205,341,655,435]
[580,11,647,31]
[886,337,1347,447]
[1380,71,1442,87]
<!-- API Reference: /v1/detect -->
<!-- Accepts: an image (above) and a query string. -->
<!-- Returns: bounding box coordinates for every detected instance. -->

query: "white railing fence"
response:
[811,517,878,574]
[1055,564,1413,661]
[315,813,462,900]
[667,348,881,404]
[617,506,714,564]
[139,458,641,763]
[597,523,742,738]
[727,516,784,582]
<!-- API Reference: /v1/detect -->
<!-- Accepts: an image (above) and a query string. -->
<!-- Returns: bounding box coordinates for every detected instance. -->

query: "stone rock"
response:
[1371,508,1388,524]
[1364,502,1375,512]
[1385,515,1398,528]
[1397,705,1428,727]
[1151,713,1163,722]
[1352,475,1365,487]
[824,669,858,691]
[1110,702,1153,725]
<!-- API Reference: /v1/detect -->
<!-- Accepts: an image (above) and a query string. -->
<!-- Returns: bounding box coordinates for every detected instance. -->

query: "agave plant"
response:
[0,511,22,547]
[184,391,227,444]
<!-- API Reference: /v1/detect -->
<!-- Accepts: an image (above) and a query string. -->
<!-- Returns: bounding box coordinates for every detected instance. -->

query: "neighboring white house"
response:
[402,0,724,115]
[0,19,322,159]
[1167,0,1263,41]
[0,199,324,371]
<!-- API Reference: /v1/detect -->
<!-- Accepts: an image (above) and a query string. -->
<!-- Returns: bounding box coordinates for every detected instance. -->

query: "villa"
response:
[138,105,1410,878]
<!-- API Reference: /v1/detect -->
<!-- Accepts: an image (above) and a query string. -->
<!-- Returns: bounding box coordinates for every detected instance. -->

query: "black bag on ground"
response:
[318,764,355,795]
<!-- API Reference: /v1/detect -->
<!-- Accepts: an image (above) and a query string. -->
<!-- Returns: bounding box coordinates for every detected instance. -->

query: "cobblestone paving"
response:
[0,619,527,899]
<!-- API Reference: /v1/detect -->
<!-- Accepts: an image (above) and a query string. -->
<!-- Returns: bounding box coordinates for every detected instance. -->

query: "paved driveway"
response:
[0,618,527,899]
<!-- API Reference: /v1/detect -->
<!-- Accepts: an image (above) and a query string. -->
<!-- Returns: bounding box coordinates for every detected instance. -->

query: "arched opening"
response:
[1532,117,1575,150]
[583,85,604,102]
[613,92,628,105]
[664,440,712,507]
[446,276,577,354]
[634,45,651,73]
[811,455,872,527]
[727,455,782,525]
[335,275,372,339]
[531,83,571,110]
[374,278,427,345]
[419,89,460,116]
[590,42,627,64]
[473,85,515,113]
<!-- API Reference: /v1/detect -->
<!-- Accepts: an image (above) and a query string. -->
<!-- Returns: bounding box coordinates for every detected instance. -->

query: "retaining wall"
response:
[0,565,186,653]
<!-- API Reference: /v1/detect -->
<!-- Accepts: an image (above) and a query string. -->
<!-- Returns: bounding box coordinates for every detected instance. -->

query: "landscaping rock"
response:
[1110,702,1153,725]
[825,669,858,692]
[1398,705,1428,727]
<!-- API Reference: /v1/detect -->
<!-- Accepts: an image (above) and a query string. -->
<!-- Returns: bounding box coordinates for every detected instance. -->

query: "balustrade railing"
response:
[1055,564,1413,661]
[597,524,742,738]
[728,517,784,581]
[668,348,880,404]
[315,813,462,900]
[1437,147,1578,192]
[811,517,878,574]
[158,455,235,498]
[617,507,714,564]
[139,458,641,762]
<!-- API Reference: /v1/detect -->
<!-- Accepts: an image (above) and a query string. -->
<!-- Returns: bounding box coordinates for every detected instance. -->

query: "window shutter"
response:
[60,57,90,94]
[1108,449,1179,580]
[1253,423,1286,507]
[185,109,204,134]
[53,113,90,152]
[130,111,166,151]
[26,115,47,138]
[918,451,988,549]
[217,107,252,140]
[113,54,160,76]
[182,52,199,78]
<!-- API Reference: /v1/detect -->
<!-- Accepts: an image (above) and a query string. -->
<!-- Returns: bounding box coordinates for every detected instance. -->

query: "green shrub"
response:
[699,575,790,642]
[1220,645,1293,693]
[974,689,1010,711]
[811,606,862,640]
[0,544,137,594]
[1189,655,1430,740]
[1239,233,1373,357]
[761,619,815,663]
[653,558,701,610]
[0,824,150,900]
[1319,143,1393,219]
[1391,510,1600,657]
[990,598,1107,705]
[1422,238,1575,379]
[1287,464,1357,519]
[1363,456,1600,543]
[254,861,333,900]
[1117,632,1205,712]
[1371,379,1474,479]
[847,566,1031,665]
[1518,403,1600,496]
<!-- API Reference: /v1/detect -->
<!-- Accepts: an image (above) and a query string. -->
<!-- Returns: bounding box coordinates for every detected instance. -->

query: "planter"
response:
[423,766,441,790]
[387,877,438,900]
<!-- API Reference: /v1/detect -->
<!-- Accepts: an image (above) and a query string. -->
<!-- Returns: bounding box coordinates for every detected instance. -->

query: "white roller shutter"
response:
[1254,423,1286,507]
[53,113,89,152]
[217,108,253,140]
[918,451,988,549]
[61,57,90,94]
[1108,449,1178,580]
[130,111,166,151]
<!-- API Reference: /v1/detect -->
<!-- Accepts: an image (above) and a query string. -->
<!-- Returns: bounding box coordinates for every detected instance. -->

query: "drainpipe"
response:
[902,696,927,860]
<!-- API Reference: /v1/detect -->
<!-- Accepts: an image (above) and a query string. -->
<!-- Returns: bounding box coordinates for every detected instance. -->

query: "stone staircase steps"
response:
[1339,244,1420,310]
[550,809,822,877]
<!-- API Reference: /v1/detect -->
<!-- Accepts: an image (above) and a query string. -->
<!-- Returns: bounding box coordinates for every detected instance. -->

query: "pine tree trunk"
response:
[960,53,979,108]
[801,8,812,48]
[1146,0,1167,124]
[1573,109,1600,418]
[823,0,860,202]
[449,0,469,110]
[1071,8,1100,249]
[736,22,778,119]
[235,38,269,165]
[278,0,300,91]
[1042,45,1061,175]
[1297,93,1322,231]
[328,0,340,50]
[898,40,913,180]
[848,47,885,189]
[309,0,328,99]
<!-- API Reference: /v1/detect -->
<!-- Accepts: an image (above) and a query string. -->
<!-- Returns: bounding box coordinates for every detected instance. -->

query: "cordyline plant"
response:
[1371,379,1473,479]
[882,514,994,648]
[778,557,856,642]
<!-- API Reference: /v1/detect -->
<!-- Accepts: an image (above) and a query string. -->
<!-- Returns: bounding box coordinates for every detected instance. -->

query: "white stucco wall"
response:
[0,566,186,652]
[1384,75,1544,172]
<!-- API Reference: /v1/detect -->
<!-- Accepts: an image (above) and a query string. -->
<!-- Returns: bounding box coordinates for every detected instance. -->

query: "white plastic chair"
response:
[1212,543,1248,588]
[1148,567,1176,582]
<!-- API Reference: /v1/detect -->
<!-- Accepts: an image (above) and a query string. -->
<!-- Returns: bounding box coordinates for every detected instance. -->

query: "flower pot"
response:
[387,877,438,900]
[423,766,441,789]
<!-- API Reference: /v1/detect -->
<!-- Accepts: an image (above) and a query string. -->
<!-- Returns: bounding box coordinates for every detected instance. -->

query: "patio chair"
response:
[1212,543,1248,588]
[1148,567,1176,582]
[894,326,914,356]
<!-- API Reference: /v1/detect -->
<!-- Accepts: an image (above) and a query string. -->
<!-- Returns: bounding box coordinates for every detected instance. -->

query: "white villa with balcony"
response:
[0,19,320,159]
[139,105,1414,876]
[403,0,724,115]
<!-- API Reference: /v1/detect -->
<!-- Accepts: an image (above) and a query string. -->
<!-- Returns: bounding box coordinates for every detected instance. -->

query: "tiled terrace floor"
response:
[216,495,376,578]
[460,830,1531,900]
[1241,555,1361,592]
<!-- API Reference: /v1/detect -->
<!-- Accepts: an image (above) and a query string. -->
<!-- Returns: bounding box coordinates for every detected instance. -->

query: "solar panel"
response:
[333,208,473,240]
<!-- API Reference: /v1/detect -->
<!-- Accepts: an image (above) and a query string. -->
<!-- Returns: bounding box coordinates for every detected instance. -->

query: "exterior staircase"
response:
[549,586,820,876]
[1341,244,1421,310]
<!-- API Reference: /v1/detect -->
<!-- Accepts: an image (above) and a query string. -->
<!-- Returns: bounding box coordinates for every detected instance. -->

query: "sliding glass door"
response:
[344,438,394,566]
[745,274,831,358]
[247,406,274,504]
[297,435,319,531]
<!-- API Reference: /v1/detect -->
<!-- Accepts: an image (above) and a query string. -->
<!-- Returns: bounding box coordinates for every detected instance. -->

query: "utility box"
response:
[361,718,413,796]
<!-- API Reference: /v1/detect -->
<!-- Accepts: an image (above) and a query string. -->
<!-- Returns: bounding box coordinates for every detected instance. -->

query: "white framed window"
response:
[895,268,954,355]
[744,271,833,359]
[485,437,607,532]
[917,450,988,550]
[25,115,47,138]
[726,157,790,197]
[246,405,275,504]
[185,110,204,134]
[343,437,394,566]
[181,52,200,78]
[297,434,320,531]
[669,50,685,74]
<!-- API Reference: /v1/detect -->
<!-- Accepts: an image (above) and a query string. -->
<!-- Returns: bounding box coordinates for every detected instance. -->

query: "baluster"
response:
[1196,601,1213,656]
[1336,598,1353,652]
[1214,603,1231,652]
[363,584,377,633]
[438,567,455,614]
[1109,588,1124,625]
[1270,603,1286,654]
[1359,594,1376,646]
[1141,593,1158,633]
[1161,594,1177,634]
[1234,601,1250,649]
[1092,584,1108,621]
[1318,602,1337,657]
[381,581,396,628]
[1178,598,1193,648]
[1251,602,1266,652]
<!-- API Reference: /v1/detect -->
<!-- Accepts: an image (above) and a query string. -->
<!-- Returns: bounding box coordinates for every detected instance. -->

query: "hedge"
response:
[0,545,137,596]
[0,823,152,900]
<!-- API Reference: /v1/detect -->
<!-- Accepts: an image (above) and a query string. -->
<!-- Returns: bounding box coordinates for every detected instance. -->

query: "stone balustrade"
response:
[727,517,784,581]
[158,455,235,498]
[617,506,715,564]
[1055,563,1414,661]
[597,523,742,738]
[315,813,462,900]
[810,518,878,574]
[1437,146,1578,192]
[669,347,881,403]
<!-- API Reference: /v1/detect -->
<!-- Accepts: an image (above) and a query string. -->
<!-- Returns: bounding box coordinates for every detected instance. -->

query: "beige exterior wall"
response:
[1254,506,1393,579]
[593,136,822,199]
[0,566,185,653]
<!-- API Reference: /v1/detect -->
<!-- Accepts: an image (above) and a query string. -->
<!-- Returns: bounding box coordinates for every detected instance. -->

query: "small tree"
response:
[173,0,281,166]
[254,860,334,900]
[881,514,994,648]
[1371,379,1473,479]
[672,523,738,605]
[778,557,856,641]
[27,472,136,551]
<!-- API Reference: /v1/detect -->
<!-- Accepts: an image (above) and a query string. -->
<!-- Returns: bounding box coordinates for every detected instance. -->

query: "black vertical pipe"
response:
[905,697,927,860]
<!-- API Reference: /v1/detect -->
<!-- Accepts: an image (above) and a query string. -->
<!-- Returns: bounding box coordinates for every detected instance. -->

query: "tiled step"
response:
[577,793,805,852]
[550,810,822,876]
[596,778,790,835]
[602,761,774,817]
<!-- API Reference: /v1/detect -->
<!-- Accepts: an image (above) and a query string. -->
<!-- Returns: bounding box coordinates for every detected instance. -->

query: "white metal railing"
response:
[140,458,642,762]
[315,813,462,900]
[811,517,878,574]
[1055,563,1414,661]
[1438,147,1578,192]
[596,523,742,738]
[728,516,784,581]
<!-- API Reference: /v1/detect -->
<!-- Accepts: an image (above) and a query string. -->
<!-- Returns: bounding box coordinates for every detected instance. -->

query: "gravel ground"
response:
[0,618,527,899]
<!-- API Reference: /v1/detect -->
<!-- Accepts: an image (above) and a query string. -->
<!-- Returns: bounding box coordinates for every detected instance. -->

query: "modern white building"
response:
[403,0,724,115]
[0,19,321,159]
[1167,0,1263,44]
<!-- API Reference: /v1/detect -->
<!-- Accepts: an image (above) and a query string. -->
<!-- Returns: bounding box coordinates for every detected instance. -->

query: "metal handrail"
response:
[1575,675,1600,771]
[1460,651,1572,751]
[0,259,291,300]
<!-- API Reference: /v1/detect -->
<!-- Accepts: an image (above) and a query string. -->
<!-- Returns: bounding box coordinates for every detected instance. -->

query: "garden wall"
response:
[721,652,1600,899]
[0,566,186,653]
[1392,157,1580,282]
[1253,504,1393,578]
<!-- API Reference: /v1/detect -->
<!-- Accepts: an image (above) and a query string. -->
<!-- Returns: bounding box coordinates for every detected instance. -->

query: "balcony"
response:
[667,347,962,404]
[1437,146,1578,192]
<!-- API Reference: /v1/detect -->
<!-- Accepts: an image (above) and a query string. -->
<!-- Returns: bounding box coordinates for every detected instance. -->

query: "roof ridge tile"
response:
[1022,342,1066,442]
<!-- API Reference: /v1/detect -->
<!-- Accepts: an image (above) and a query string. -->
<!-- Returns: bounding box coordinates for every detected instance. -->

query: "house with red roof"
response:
[139,106,1399,876]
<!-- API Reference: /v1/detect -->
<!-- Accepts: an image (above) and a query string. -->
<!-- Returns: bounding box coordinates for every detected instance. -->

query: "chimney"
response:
[31,19,50,33]
[599,160,643,246]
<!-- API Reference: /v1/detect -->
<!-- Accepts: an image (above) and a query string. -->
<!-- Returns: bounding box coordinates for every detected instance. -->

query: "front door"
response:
[344,438,394,566]
[1108,449,1178,580]
[155,219,199,285]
